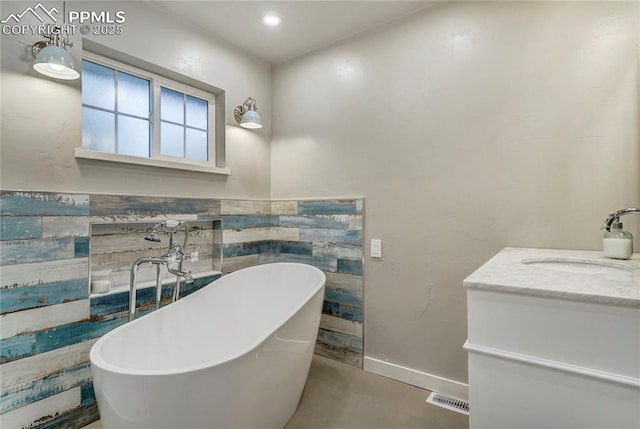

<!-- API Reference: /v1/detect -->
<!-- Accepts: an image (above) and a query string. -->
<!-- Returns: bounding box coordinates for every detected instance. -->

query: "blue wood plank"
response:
[0,238,75,265]
[74,237,90,258]
[0,278,89,314]
[90,287,154,317]
[223,243,238,258]
[0,217,42,240]
[279,215,349,229]
[30,402,99,429]
[0,362,91,413]
[237,241,274,257]
[325,287,363,307]
[313,243,362,259]
[35,317,126,354]
[90,290,129,317]
[337,258,363,276]
[317,328,363,353]
[324,300,362,322]
[0,333,35,363]
[322,300,340,317]
[299,228,362,245]
[179,274,220,298]
[279,241,313,256]
[0,192,89,216]
[222,215,279,229]
[297,200,358,215]
[81,382,96,405]
[339,303,363,323]
[223,241,272,258]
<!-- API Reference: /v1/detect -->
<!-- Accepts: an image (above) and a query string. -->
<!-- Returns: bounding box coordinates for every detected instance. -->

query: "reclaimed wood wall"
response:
[0,191,364,428]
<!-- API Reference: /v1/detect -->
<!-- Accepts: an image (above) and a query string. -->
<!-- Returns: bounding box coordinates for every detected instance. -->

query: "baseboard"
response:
[363,356,469,401]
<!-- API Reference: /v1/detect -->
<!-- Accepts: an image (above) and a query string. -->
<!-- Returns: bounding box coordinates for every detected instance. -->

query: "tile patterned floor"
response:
[83,354,468,429]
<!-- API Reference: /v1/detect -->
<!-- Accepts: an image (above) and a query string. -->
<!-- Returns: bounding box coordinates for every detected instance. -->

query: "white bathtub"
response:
[90,263,326,429]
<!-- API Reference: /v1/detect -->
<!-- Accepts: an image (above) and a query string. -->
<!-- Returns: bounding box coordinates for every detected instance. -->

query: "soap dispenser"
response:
[603,218,633,260]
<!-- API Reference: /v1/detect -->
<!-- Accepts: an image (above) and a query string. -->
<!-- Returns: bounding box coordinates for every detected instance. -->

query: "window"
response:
[82,60,151,157]
[159,88,208,161]
[78,52,227,174]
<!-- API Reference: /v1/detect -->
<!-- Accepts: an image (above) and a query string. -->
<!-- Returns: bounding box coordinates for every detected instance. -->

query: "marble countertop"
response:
[464,247,640,307]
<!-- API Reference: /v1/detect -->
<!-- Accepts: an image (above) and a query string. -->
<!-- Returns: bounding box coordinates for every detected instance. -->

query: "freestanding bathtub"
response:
[90,263,326,429]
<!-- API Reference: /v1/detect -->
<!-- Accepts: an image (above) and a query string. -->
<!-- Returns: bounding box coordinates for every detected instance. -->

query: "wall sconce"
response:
[234,97,263,129]
[32,26,79,80]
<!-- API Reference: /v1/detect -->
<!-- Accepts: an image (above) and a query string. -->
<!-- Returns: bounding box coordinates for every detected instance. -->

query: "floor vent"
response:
[426,392,469,415]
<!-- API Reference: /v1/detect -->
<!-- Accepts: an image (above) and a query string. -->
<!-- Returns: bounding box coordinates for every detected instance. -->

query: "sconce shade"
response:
[234,97,263,129]
[240,110,263,129]
[33,45,79,80]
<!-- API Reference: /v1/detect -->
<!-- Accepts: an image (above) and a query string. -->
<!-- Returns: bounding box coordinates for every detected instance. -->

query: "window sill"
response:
[74,148,230,176]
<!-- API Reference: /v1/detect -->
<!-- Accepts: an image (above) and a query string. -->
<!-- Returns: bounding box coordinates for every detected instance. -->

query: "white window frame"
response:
[76,51,229,175]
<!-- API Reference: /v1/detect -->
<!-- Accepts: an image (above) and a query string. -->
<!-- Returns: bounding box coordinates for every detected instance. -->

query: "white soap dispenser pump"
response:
[603,218,633,260]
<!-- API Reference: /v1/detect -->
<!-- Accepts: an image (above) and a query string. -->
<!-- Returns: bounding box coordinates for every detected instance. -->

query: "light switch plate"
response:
[371,239,382,258]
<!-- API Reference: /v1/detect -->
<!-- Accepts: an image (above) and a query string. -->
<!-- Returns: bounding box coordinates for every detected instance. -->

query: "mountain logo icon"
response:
[1,3,59,24]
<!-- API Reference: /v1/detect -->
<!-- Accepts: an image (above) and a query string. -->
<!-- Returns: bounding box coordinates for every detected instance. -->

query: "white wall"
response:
[271,1,640,385]
[0,1,272,199]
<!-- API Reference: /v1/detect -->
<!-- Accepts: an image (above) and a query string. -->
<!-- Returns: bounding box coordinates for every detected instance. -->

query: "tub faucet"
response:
[163,220,196,300]
[601,208,640,231]
[129,220,199,321]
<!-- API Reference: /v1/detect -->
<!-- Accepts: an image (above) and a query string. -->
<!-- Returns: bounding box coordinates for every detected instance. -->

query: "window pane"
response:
[118,115,149,157]
[186,128,207,161]
[118,72,149,118]
[186,96,208,130]
[82,107,115,152]
[161,88,184,124]
[161,122,184,157]
[82,61,115,110]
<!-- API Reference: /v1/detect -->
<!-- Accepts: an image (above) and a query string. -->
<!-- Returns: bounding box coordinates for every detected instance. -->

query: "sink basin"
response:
[522,258,634,276]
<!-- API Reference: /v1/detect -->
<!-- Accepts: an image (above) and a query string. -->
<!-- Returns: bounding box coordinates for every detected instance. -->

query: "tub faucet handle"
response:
[184,271,194,284]
[189,251,199,262]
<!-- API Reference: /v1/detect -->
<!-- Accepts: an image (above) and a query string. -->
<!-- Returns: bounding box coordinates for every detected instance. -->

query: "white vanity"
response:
[464,247,639,429]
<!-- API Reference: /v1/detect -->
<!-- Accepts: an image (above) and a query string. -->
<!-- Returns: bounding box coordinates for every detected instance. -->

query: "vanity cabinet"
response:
[464,248,639,429]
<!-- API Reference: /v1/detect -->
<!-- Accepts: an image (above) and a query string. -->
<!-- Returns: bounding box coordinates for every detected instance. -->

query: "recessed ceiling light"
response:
[262,14,281,27]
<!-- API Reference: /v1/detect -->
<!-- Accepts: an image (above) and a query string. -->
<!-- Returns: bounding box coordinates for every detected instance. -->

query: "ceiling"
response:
[148,1,434,64]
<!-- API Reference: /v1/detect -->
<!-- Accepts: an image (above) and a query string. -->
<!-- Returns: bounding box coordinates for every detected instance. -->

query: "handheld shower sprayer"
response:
[144,223,163,242]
